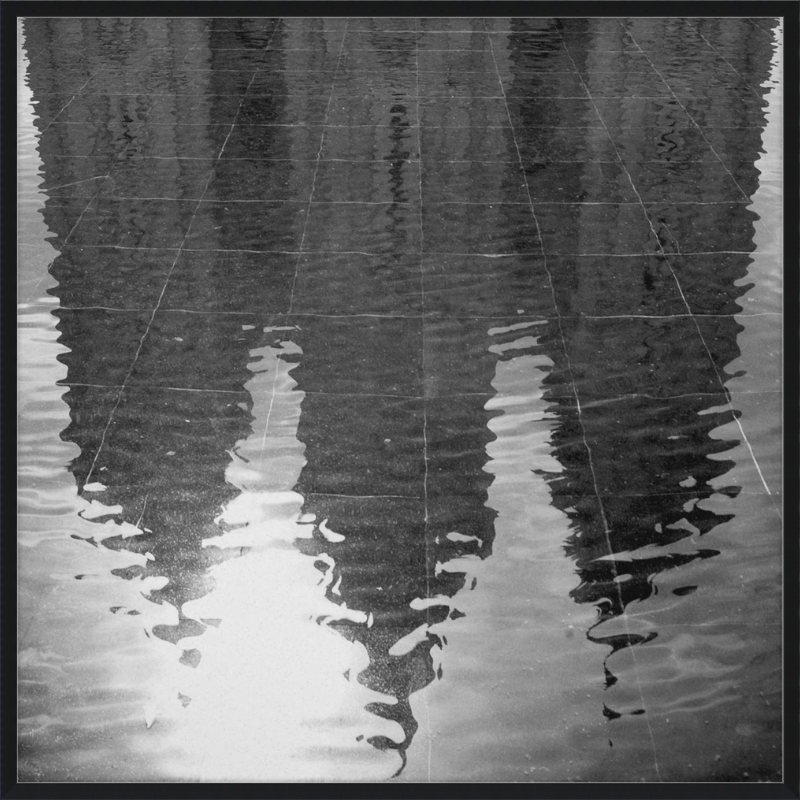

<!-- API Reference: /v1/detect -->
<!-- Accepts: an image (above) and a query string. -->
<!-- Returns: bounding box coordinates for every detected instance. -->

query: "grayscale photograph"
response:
[15,10,785,787]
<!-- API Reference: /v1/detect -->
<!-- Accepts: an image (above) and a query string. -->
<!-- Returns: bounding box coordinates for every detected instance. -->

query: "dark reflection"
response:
[24,13,777,776]
[290,315,504,767]
[290,30,502,762]
[507,17,774,710]
[31,19,297,652]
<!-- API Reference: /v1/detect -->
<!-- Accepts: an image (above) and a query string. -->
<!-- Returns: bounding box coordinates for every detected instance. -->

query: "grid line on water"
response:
[53,379,782,404]
[81,20,284,489]
[36,77,95,135]
[557,23,778,773]
[415,19,434,784]
[29,17,215,245]
[608,23,775,498]
[56,382,249,395]
[34,176,108,193]
[47,63,734,76]
[44,193,757,207]
[37,124,769,134]
[538,25,663,781]
[255,20,351,470]
[51,66,549,76]
[47,243,775,258]
[58,92,679,101]
[180,21,212,65]
[618,23,759,206]
[685,20,772,98]
[484,33,613,538]
[51,305,783,322]
[23,19,85,66]
[109,198,757,208]
[307,492,423,500]
[666,218,778,503]
[286,32,351,312]
[751,19,780,39]
[33,19,212,128]
[32,74,172,259]
[682,18,782,236]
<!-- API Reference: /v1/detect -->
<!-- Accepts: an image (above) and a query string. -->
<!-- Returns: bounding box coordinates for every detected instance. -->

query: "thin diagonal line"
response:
[684,20,768,99]
[613,24,774,497]
[660,224,775,500]
[484,30,613,533]
[619,23,759,206]
[83,21,284,488]
[411,16,434,784]
[286,25,351,313]
[547,25,663,782]
[415,28,431,576]
[181,22,212,65]
[751,19,780,39]
[256,20,351,468]
[24,19,84,65]
[36,77,95,135]
[683,19,782,243]
[19,32,148,298]
[26,80,156,262]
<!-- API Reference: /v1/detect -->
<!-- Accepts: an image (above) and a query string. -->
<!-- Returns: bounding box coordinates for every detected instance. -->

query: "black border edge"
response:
[3,2,798,799]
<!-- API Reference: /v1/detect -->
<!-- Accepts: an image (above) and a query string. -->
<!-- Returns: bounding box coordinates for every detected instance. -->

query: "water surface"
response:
[18,16,783,783]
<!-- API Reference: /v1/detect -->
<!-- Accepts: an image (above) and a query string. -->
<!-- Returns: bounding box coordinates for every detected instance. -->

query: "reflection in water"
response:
[51,22,294,653]
[18,15,781,782]
[529,20,768,718]
[289,317,502,768]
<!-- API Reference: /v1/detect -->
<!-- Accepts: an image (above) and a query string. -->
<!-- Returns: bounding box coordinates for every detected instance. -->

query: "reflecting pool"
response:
[17,16,783,783]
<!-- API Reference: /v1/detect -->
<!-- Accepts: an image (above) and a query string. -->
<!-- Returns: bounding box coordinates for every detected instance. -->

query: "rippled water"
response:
[18,16,783,783]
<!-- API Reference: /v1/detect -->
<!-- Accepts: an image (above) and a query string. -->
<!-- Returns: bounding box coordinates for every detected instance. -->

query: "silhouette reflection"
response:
[45,20,299,653]
[502,16,773,713]
[289,316,503,765]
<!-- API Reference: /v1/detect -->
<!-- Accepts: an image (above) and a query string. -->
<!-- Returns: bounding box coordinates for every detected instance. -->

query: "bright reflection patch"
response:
[151,336,402,781]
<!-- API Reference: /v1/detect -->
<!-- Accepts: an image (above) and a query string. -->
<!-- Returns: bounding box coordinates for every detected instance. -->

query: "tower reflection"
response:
[504,16,773,711]
[42,19,298,651]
